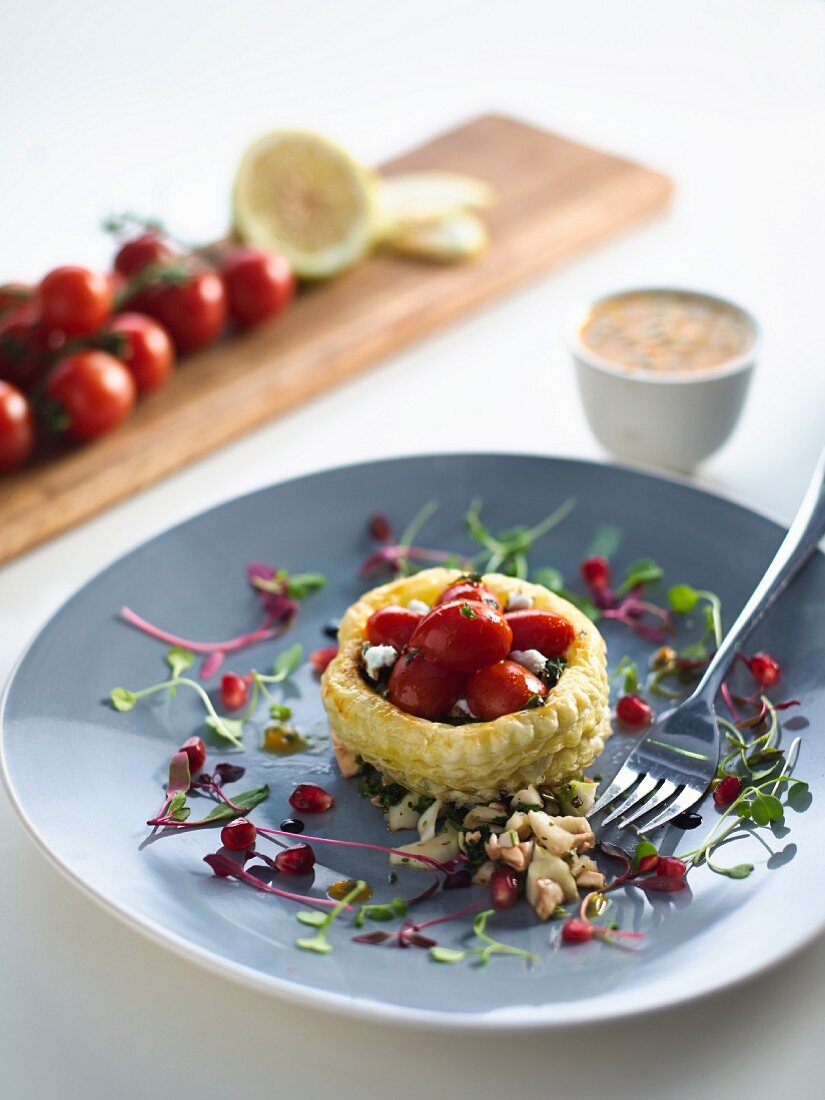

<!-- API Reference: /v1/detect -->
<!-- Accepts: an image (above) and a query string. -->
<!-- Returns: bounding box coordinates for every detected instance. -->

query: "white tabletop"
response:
[2,1,824,1096]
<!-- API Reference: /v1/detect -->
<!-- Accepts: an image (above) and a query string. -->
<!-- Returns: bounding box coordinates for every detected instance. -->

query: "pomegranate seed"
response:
[221,817,257,851]
[713,775,743,808]
[616,693,652,726]
[368,513,393,542]
[274,843,316,875]
[637,853,660,874]
[179,736,206,773]
[489,866,519,910]
[580,555,610,590]
[747,651,781,688]
[561,918,595,944]
[310,645,338,675]
[289,783,334,813]
[221,672,249,710]
[658,856,687,879]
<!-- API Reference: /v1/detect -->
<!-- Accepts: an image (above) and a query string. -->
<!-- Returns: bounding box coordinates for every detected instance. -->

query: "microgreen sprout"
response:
[295,881,367,955]
[359,500,472,578]
[465,497,576,578]
[111,643,302,750]
[427,909,538,966]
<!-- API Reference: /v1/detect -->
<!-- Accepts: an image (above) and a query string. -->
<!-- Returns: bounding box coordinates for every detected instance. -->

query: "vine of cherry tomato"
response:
[0,222,295,475]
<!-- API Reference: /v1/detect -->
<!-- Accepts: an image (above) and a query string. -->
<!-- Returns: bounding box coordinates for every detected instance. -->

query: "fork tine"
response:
[601,773,659,826]
[639,785,704,833]
[589,763,641,816]
[617,779,679,829]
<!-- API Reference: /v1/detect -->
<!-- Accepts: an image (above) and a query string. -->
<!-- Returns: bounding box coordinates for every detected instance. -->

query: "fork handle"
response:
[693,446,825,702]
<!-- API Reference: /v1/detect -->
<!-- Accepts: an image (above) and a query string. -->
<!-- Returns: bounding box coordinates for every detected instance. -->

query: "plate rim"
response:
[3,450,823,1031]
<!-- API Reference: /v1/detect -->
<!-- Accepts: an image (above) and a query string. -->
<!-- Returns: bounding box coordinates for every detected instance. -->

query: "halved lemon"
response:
[374,171,495,239]
[232,130,377,279]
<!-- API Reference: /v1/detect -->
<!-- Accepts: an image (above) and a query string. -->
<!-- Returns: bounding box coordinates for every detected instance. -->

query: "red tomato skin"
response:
[466,660,548,721]
[114,233,176,278]
[386,651,466,720]
[436,579,502,610]
[0,381,35,473]
[38,266,113,336]
[505,610,576,658]
[0,284,33,316]
[105,312,175,394]
[221,247,295,327]
[136,269,227,354]
[409,600,513,673]
[0,306,50,392]
[45,351,136,441]
[365,605,421,649]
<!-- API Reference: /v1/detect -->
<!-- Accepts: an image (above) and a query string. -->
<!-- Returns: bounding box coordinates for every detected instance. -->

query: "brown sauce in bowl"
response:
[580,290,754,374]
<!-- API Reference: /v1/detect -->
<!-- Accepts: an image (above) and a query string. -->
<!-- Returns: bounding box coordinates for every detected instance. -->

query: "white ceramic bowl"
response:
[569,287,759,472]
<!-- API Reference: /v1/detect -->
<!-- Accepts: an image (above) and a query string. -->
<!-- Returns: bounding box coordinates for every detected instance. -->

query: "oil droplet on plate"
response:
[262,724,309,755]
[328,879,372,903]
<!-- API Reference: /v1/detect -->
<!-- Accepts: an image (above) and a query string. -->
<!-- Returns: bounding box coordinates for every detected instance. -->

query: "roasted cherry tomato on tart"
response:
[505,609,576,658]
[466,659,547,721]
[386,650,466,720]
[409,599,512,673]
[365,605,421,649]
[435,576,502,610]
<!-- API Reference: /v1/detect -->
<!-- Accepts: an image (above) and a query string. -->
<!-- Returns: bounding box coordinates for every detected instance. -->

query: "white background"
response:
[2,1,824,1096]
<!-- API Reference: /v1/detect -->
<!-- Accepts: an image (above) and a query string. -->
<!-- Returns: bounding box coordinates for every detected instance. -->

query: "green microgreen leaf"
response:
[615,558,664,597]
[588,524,621,559]
[205,715,245,747]
[110,687,137,712]
[269,703,292,721]
[193,785,269,825]
[709,861,754,879]
[166,645,195,679]
[531,566,564,592]
[284,572,327,599]
[273,643,303,681]
[430,947,467,964]
[167,790,190,822]
[668,584,699,613]
[296,910,327,928]
[750,794,784,826]
[613,656,639,695]
[632,839,658,871]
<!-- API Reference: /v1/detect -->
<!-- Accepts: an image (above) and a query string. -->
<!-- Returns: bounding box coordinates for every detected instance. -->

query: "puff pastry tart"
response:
[321,567,610,804]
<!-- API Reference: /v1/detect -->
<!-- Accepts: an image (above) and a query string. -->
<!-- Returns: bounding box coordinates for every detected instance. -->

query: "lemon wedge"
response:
[385,210,489,263]
[232,130,377,279]
[375,171,495,239]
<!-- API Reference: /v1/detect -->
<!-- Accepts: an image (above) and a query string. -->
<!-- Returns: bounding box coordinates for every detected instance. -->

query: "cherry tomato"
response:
[114,232,176,278]
[45,350,136,441]
[436,577,501,610]
[221,246,294,327]
[465,660,547,721]
[104,312,175,394]
[134,267,227,354]
[0,283,32,316]
[365,605,421,649]
[0,306,49,392]
[386,650,466,719]
[38,266,113,336]
[410,600,512,673]
[505,609,576,658]
[0,381,35,473]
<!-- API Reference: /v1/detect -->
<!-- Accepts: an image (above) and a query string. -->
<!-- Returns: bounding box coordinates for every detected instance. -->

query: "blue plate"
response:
[2,454,824,1028]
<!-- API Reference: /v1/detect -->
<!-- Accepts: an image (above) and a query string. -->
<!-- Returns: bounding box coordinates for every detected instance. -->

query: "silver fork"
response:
[590,447,825,834]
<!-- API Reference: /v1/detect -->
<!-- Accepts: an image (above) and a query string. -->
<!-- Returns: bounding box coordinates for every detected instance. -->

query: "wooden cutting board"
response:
[0,115,671,565]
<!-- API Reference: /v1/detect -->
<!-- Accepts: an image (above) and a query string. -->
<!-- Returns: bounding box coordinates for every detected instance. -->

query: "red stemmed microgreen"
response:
[203,852,342,911]
[120,564,324,678]
[360,500,472,578]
